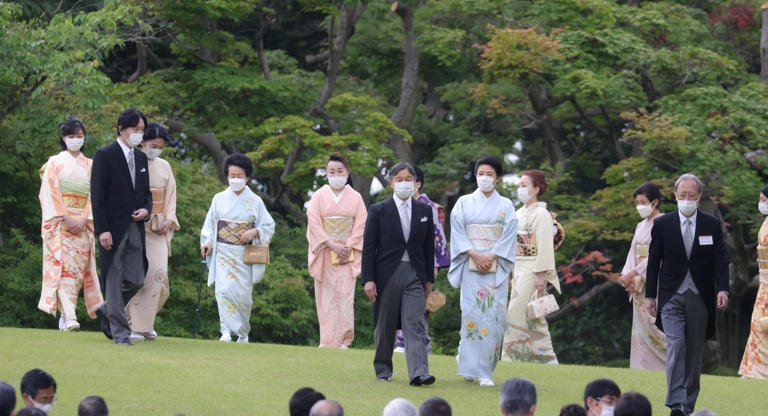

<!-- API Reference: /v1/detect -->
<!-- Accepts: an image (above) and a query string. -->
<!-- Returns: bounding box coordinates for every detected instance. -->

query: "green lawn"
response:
[1,327,763,415]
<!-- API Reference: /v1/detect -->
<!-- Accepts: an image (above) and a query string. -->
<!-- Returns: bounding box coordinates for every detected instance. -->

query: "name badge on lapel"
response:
[699,235,713,246]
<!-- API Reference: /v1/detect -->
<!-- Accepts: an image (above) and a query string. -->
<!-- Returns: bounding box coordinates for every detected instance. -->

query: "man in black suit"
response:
[90,109,152,346]
[645,173,729,416]
[362,162,436,386]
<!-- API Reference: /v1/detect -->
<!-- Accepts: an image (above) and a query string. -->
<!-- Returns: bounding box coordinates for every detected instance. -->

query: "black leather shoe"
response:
[669,407,686,416]
[377,376,391,382]
[94,305,112,340]
[410,374,436,386]
[114,338,133,346]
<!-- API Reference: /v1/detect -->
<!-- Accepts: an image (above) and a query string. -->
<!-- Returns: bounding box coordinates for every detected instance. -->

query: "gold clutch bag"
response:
[426,290,446,313]
[244,245,270,264]
[469,257,497,273]
[150,214,165,232]
[330,250,354,265]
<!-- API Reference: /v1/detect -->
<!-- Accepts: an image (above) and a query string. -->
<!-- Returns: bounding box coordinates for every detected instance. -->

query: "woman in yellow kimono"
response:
[306,152,367,348]
[502,169,561,364]
[38,117,103,331]
[738,184,768,379]
[126,123,180,340]
[618,182,666,370]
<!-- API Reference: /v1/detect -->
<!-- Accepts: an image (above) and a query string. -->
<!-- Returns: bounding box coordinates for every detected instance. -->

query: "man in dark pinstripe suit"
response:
[362,162,436,386]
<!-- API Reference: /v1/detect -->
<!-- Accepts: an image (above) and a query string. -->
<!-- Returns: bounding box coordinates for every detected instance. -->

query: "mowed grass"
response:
[0,327,763,415]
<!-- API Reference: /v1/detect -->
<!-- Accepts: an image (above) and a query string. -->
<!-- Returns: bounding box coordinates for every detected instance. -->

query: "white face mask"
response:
[64,137,84,151]
[599,405,614,416]
[517,186,532,204]
[229,177,246,192]
[477,175,496,193]
[759,202,768,215]
[393,181,414,200]
[126,132,143,147]
[31,398,53,414]
[677,199,698,217]
[636,204,654,219]
[328,175,347,190]
[144,148,163,160]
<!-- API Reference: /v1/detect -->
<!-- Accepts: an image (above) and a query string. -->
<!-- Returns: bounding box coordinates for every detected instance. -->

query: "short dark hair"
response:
[500,378,536,415]
[16,408,47,416]
[583,379,621,409]
[523,169,549,197]
[633,182,661,206]
[289,387,325,416]
[20,369,56,399]
[413,165,425,187]
[474,156,503,177]
[0,382,16,416]
[143,122,171,143]
[327,152,348,169]
[389,162,416,179]
[419,396,451,416]
[60,117,86,151]
[223,153,254,178]
[559,403,587,416]
[761,184,768,199]
[614,392,651,416]
[116,108,147,136]
[78,396,109,416]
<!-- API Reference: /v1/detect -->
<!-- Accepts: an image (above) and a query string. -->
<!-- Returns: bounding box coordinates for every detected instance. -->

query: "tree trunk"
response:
[308,4,366,131]
[126,42,148,83]
[350,172,372,206]
[166,119,226,182]
[761,3,768,83]
[389,0,425,164]
[256,13,273,81]
[527,84,567,168]
[546,280,615,322]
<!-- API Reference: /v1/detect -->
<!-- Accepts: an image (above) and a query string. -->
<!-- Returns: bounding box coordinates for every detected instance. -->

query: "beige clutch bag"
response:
[526,290,559,320]
[244,245,270,265]
[426,290,446,313]
[150,214,165,232]
[469,257,497,273]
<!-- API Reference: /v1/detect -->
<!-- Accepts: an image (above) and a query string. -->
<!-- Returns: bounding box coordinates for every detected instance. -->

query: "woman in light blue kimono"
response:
[448,156,518,387]
[200,154,275,343]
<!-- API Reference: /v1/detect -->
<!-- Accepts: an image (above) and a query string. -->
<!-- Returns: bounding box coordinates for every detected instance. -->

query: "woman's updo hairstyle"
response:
[522,169,548,197]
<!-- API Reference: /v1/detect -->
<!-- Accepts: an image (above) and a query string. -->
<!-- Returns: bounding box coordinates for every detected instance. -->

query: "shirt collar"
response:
[678,209,697,224]
[394,195,411,208]
[116,137,133,157]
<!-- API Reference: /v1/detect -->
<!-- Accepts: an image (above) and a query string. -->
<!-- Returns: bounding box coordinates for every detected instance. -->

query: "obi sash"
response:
[60,180,89,210]
[216,219,253,246]
[323,216,355,264]
[516,230,537,257]
[758,246,768,271]
[151,188,165,215]
[635,244,649,266]
[467,224,502,250]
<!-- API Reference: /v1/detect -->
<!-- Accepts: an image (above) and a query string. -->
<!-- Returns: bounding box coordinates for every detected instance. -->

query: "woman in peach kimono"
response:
[126,123,180,340]
[618,182,666,370]
[306,152,367,348]
[738,184,768,379]
[38,117,103,331]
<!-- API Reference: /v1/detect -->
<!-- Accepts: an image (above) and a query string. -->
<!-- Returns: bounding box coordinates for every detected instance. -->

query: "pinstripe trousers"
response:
[373,261,430,381]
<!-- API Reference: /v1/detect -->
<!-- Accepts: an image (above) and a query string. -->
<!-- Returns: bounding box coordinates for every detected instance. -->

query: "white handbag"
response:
[526,290,559,320]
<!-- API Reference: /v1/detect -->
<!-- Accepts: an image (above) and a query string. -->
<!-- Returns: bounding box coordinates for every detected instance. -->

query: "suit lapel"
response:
[409,201,422,242]
[386,197,406,243]
[111,141,135,191]
[690,210,703,259]
[672,210,687,257]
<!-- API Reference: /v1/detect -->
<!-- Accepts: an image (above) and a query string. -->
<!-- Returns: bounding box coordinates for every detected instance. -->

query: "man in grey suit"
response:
[645,173,730,416]
[362,162,436,386]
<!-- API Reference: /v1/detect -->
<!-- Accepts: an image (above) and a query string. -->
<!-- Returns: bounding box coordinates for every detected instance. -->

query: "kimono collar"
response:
[327,184,346,204]
[521,201,547,213]
[472,188,499,202]
[61,150,83,161]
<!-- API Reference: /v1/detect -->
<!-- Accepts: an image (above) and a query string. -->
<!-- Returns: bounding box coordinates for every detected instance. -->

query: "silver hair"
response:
[382,398,417,416]
[309,400,344,416]
[674,173,703,194]
[500,378,537,415]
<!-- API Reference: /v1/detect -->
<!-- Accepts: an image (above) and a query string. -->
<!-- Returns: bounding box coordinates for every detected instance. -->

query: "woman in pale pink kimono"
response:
[738,184,768,379]
[38,117,103,331]
[306,152,367,348]
[618,182,666,370]
[126,123,180,340]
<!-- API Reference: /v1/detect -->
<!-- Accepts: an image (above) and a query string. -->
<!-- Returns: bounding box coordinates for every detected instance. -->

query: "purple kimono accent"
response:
[417,193,450,268]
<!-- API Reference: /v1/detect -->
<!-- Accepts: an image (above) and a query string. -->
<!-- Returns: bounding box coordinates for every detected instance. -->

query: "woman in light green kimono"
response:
[502,169,561,364]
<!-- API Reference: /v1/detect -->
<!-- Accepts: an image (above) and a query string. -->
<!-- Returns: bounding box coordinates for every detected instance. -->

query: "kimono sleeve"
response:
[254,197,275,244]
[490,200,518,270]
[200,195,218,247]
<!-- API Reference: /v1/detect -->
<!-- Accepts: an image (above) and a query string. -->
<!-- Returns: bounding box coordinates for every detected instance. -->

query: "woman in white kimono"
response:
[38,117,103,331]
[306,152,367,348]
[502,169,561,364]
[448,156,518,387]
[200,153,275,343]
[126,123,180,340]
[617,182,666,370]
